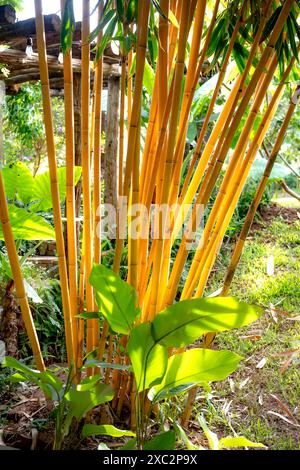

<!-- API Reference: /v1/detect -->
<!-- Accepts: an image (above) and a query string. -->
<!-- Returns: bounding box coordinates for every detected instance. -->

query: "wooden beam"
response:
[103,75,120,208]
[0,48,120,77]
[0,14,60,42]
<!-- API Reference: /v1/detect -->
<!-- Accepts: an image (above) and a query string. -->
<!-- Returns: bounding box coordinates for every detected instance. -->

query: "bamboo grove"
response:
[0,0,299,429]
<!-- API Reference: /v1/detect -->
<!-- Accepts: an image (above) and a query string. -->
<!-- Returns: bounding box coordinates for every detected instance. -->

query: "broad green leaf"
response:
[121,438,137,450]
[65,383,114,421]
[29,166,82,212]
[173,421,198,450]
[0,205,55,240]
[2,161,34,203]
[76,374,101,391]
[152,297,262,349]
[83,360,131,371]
[144,431,176,450]
[198,415,219,450]
[219,436,266,449]
[2,356,41,379]
[95,16,118,62]
[149,349,242,402]
[89,264,140,335]
[127,322,167,392]
[82,424,135,439]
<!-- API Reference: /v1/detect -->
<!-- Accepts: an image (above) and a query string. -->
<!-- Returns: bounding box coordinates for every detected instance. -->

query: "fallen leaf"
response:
[241,334,262,341]
[270,394,299,423]
[256,357,267,369]
[267,411,300,428]
[239,377,250,389]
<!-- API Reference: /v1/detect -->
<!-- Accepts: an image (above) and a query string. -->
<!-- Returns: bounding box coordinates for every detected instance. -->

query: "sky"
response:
[18,0,99,29]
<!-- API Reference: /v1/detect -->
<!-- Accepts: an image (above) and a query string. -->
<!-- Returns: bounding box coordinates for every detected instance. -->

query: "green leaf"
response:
[89,9,116,43]
[144,431,176,450]
[61,0,75,54]
[65,383,114,421]
[82,360,131,371]
[152,297,262,349]
[29,166,82,212]
[127,322,167,392]
[2,356,41,379]
[82,424,135,439]
[149,349,242,402]
[198,415,219,450]
[95,16,118,62]
[2,161,34,203]
[116,0,124,19]
[219,436,266,449]
[143,59,155,95]
[121,438,137,450]
[173,421,198,450]
[89,264,140,335]
[0,205,55,240]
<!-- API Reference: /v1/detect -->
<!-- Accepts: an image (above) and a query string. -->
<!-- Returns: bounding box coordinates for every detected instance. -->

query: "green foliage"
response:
[3,83,65,168]
[0,0,23,11]
[2,357,114,450]
[61,0,75,54]
[82,424,135,439]
[90,263,140,334]
[0,205,55,241]
[90,264,263,448]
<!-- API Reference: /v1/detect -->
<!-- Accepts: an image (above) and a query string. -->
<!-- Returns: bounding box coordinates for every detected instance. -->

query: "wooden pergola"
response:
[0,4,121,209]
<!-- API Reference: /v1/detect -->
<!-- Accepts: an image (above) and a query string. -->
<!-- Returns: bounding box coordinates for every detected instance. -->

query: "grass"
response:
[188,198,300,450]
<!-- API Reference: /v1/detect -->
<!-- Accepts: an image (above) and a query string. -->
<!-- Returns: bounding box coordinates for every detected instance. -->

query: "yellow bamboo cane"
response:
[34,0,75,365]
[60,0,78,358]
[0,172,44,371]
[81,0,94,354]
[221,82,300,296]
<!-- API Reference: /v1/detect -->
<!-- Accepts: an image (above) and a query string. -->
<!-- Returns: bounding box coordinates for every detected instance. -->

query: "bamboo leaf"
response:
[89,264,140,335]
[95,16,118,62]
[149,349,242,402]
[61,0,75,54]
[89,9,116,43]
[82,424,135,439]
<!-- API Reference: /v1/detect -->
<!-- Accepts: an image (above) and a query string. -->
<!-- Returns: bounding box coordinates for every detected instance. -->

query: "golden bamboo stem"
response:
[34,0,75,365]
[0,172,44,371]
[221,82,300,296]
[60,0,78,358]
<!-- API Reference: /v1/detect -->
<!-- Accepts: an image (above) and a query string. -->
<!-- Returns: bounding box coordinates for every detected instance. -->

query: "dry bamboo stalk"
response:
[221,82,300,296]
[34,0,75,365]
[60,0,78,359]
[0,172,44,371]
[81,0,94,354]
